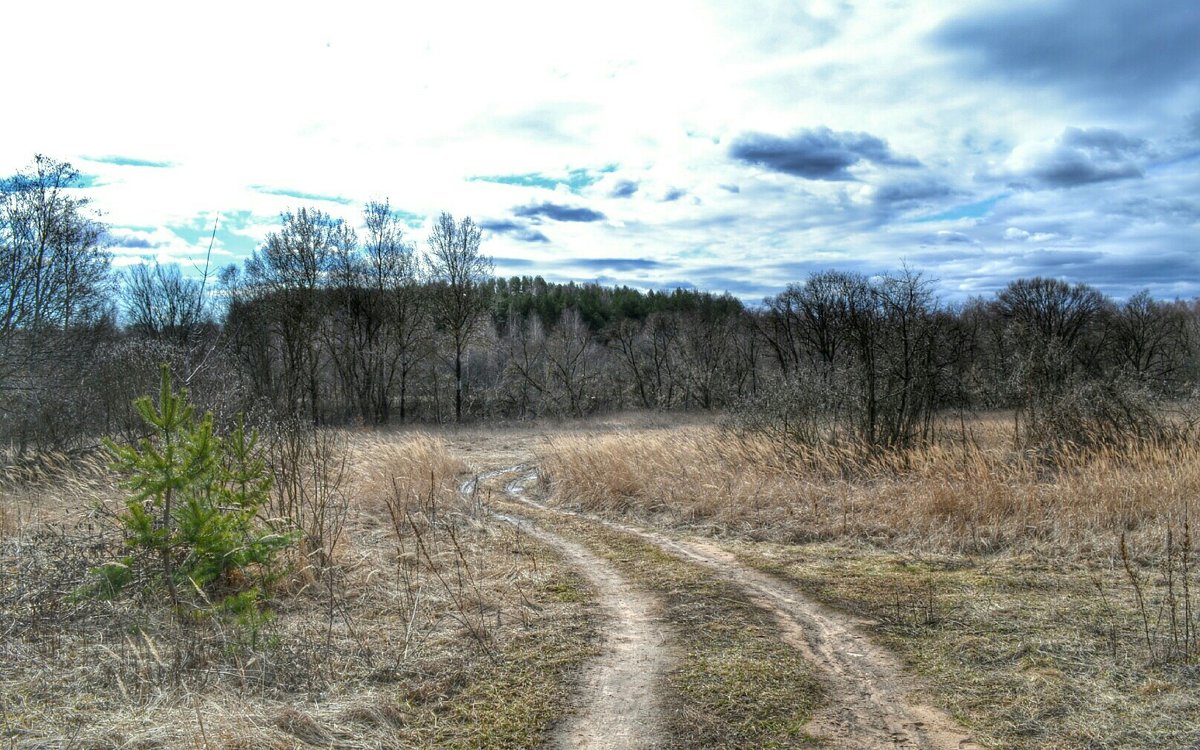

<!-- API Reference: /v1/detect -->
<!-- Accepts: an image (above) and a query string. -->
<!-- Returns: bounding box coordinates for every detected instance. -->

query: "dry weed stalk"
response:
[1120,514,1200,663]
[0,501,14,537]
[267,424,350,572]
[380,462,497,659]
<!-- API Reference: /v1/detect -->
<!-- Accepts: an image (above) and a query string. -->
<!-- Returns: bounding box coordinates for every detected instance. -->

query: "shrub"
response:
[95,366,294,610]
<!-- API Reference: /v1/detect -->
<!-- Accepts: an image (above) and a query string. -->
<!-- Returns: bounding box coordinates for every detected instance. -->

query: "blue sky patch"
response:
[472,164,618,194]
[473,173,560,190]
[564,166,614,192]
[250,185,353,205]
[914,194,1007,223]
[85,155,173,168]
[166,210,260,258]
[391,209,425,227]
[74,173,104,189]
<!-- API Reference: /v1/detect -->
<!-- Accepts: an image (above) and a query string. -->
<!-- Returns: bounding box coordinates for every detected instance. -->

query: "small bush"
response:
[96,365,295,610]
[1018,378,1186,452]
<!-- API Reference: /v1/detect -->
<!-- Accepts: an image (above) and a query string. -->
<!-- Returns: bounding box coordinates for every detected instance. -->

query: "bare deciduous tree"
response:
[365,200,428,422]
[243,207,353,422]
[992,277,1113,441]
[1112,290,1193,389]
[123,262,208,343]
[545,308,601,417]
[500,311,547,417]
[426,212,491,422]
[0,155,113,447]
[1,156,110,334]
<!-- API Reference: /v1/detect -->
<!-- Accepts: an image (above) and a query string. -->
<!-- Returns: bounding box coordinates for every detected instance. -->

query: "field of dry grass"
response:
[537,416,1200,748]
[1,431,595,749]
[7,411,1200,748]
[540,416,1200,555]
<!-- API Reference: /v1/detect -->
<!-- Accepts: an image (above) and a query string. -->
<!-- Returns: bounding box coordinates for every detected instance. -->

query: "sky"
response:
[5,0,1198,303]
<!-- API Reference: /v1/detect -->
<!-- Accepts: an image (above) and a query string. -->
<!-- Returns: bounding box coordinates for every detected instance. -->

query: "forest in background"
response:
[3,154,1198,453]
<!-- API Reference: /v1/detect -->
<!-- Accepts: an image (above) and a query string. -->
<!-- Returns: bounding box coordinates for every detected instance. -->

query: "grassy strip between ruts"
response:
[727,541,1200,750]
[395,566,599,749]
[498,500,823,749]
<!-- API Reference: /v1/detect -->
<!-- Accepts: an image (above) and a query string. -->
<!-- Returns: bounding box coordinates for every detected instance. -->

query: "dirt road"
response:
[454,432,980,749]
[483,470,668,749]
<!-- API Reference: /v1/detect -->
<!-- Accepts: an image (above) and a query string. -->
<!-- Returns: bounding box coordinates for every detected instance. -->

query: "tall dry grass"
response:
[1,429,580,748]
[538,419,1200,556]
[346,431,466,513]
[0,446,118,532]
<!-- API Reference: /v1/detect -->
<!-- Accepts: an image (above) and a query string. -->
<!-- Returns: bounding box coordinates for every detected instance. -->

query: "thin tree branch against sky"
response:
[5,0,1198,302]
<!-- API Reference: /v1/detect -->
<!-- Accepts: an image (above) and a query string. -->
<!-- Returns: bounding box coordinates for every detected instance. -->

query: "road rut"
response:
[500,465,981,750]
[469,467,668,749]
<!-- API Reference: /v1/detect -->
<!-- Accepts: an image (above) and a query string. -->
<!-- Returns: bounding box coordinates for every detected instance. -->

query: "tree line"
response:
[2,155,1197,452]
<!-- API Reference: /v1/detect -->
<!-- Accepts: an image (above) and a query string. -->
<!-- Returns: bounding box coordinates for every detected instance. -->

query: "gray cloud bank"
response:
[1024,127,1147,189]
[729,127,920,180]
[514,202,607,222]
[934,0,1200,106]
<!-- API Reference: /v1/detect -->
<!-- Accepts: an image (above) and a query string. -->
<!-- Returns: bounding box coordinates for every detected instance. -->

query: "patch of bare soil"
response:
[465,465,668,750]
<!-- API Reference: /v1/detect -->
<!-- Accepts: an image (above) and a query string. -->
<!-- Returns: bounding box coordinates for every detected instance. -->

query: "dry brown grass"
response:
[1,429,594,749]
[537,414,1200,749]
[0,446,118,533]
[539,417,1200,556]
[0,501,13,537]
[347,431,467,512]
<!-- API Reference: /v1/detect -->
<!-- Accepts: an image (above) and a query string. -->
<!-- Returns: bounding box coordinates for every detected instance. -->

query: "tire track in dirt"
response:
[465,467,668,750]
[501,466,982,750]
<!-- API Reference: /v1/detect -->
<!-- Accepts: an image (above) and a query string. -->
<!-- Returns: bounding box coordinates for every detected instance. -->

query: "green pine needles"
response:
[95,365,295,614]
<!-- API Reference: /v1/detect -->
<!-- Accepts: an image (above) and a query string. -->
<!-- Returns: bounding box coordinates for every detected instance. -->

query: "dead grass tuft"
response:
[273,705,331,745]
[348,431,466,512]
